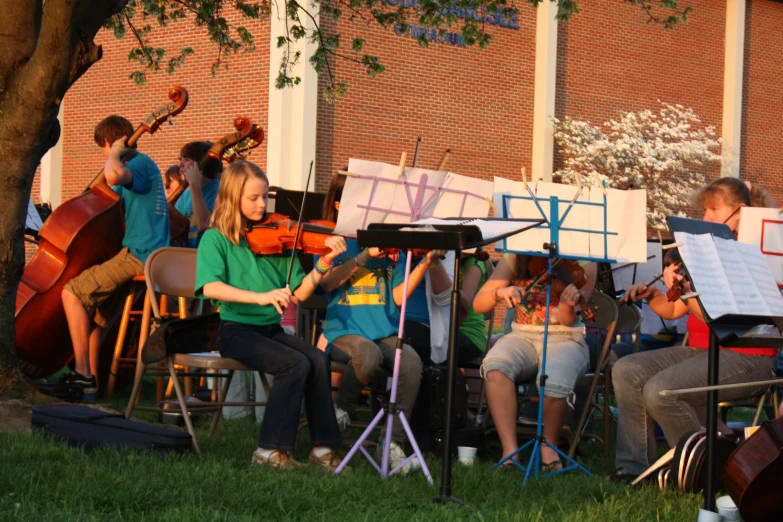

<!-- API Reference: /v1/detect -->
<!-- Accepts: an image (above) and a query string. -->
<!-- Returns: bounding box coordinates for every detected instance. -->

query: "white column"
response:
[721,0,746,178]
[530,1,558,182]
[40,101,64,207]
[266,9,319,191]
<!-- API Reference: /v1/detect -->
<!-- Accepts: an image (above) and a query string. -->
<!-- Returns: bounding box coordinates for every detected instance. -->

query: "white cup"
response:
[696,509,722,522]
[457,446,477,466]
[716,496,740,522]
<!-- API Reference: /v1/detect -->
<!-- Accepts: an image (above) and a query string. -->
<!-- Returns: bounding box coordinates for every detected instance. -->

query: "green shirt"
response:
[195,228,306,326]
[459,257,489,353]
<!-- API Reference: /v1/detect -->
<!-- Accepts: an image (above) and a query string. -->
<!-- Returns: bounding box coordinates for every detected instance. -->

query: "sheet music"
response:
[711,237,771,316]
[411,218,537,242]
[26,199,43,231]
[730,240,783,316]
[674,232,738,319]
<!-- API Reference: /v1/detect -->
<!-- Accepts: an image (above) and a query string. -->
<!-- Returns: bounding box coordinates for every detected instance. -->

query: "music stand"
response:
[337,220,542,505]
[665,216,783,515]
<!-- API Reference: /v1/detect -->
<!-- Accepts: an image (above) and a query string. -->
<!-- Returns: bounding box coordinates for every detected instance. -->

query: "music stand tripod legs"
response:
[491,243,594,484]
[334,252,434,484]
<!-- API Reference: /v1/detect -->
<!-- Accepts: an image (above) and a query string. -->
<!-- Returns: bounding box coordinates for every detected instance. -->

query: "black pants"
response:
[403,320,483,366]
[218,321,341,452]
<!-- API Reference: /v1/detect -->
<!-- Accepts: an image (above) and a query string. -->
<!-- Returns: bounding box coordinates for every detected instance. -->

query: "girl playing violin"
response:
[473,254,596,471]
[612,178,778,483]
[195,160,348,471]
[316,171,424,473]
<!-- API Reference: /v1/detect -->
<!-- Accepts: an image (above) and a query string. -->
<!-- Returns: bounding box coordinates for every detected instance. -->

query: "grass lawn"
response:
[0,379,713,521]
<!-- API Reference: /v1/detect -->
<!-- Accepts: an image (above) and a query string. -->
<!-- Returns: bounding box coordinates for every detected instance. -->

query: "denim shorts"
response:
[481,327,589,399]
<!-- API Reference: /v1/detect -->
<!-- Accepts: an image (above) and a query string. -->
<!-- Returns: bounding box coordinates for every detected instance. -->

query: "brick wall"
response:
[742,0,783,203]
[57,12,271,204]
[314,5,537,193]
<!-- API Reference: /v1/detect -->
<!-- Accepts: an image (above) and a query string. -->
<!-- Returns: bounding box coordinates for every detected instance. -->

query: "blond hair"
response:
[210,160,269,245]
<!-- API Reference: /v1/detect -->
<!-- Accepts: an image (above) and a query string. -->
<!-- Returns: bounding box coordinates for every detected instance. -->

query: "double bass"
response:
[15,87,189,379]
[722,416,783,522]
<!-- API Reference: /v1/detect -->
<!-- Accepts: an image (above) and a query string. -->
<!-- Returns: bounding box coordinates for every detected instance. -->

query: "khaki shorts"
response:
[64,247,144,327]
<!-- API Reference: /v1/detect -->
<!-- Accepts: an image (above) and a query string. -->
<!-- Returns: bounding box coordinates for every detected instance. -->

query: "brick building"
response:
[31,0,783,216]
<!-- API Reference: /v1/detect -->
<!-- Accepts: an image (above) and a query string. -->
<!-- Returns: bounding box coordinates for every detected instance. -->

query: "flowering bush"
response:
[553,102,722,229]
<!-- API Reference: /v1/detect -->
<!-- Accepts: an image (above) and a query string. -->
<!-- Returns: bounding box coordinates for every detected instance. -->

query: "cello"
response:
[15,86,189,379]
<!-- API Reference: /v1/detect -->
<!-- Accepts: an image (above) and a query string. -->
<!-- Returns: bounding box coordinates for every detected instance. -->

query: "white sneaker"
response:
[335,407,350,432]
[381,441,421,475]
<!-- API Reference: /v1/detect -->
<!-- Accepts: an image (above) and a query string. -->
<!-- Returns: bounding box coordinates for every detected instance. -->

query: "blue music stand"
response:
[492,185,621,485]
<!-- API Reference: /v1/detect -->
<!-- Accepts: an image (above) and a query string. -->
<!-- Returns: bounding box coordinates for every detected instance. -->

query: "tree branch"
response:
[124,11,158,70]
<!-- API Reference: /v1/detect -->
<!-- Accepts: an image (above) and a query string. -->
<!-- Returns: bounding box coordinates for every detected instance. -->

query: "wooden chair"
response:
[568,292,619,457]
[124,247,270,454]
[105,276,186,400]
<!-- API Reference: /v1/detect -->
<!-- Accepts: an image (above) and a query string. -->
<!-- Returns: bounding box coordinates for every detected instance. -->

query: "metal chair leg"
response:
[167,357,201,455]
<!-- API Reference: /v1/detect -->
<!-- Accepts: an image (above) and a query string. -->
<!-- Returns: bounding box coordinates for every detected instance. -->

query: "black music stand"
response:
[666,216,783,515]
[357,219,543,506]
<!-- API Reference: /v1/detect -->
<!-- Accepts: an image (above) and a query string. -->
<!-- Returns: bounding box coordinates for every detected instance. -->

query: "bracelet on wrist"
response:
[315,257,333,274]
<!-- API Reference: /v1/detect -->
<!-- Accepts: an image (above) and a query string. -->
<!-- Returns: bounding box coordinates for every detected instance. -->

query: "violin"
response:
[526,257,597,322]
[246,214,337,256]
[663,247,690,302]
[722,416,783,522]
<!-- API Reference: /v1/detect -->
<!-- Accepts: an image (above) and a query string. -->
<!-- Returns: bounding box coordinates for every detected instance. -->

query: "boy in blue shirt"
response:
[61,115,169,395]
[175,141,222,248]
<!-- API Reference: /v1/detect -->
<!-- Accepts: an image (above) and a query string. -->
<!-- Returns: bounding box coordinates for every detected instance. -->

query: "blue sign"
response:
[380,0,520,30]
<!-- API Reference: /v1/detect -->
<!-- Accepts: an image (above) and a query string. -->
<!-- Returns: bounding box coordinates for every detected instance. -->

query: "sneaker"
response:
[378,441,420,475]
[60,371,98,395]
[335,407,351,432]
[251,449,304,470]
[309,449,351,473]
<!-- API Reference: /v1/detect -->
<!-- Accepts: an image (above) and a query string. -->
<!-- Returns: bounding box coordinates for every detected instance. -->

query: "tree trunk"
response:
[0,0,128,396]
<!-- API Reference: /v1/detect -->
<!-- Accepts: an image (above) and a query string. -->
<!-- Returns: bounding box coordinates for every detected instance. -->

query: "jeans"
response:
[404,320,483,366]
[217,321,341,452]
[331,335,422,441]
[613,346,775,475]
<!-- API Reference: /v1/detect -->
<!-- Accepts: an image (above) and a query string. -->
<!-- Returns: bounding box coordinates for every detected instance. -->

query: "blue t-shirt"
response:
[175,179,220,248]
[318,240,406,343]
[112,153,169,263]
[405,275,430,326]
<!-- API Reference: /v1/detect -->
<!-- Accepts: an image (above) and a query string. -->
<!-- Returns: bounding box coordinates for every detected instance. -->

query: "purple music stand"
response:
[333,169,491,483]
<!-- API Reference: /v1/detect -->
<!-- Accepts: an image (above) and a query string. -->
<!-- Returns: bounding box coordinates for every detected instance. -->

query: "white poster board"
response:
[738,207,783,288]
[494,179,647,263]
[334,159,493,237]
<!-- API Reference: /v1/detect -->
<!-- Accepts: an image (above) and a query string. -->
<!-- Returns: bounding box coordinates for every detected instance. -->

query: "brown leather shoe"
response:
[309,450,351,473]
[251,449,304,470]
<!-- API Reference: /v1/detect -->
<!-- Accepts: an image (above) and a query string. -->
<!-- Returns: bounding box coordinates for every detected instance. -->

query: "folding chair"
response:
[124,247,270,454]
[568,292,618,457]
[616,302,643,355]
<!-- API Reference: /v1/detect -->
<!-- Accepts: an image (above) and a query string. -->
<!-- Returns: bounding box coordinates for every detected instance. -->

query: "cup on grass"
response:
[457,446,477,466]
[695,508,722,522]
[715,496,739,521]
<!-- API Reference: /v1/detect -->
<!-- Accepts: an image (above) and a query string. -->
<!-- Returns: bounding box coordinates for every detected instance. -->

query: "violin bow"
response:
[285,160,314,290]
